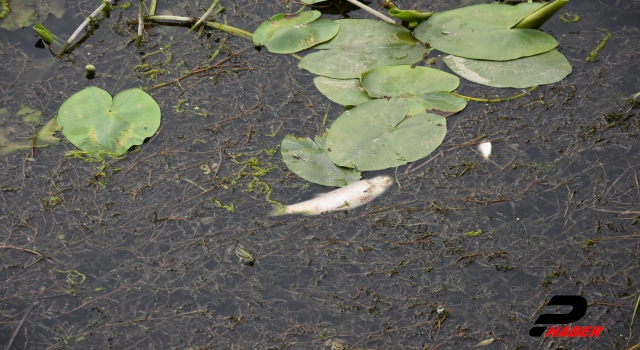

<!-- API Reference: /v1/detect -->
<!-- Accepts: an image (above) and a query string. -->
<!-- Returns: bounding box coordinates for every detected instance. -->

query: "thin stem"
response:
[452,86,538,103]
[189,0,221,32]
[205,21,252,39]
[149,0,157,16]
[57,0,111,56]
[136,0,144,46]
[344,0,396,24]
[147,15,192,21]
[147,15,253,39]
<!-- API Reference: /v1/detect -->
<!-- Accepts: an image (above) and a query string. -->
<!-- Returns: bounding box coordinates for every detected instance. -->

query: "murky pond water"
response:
[1,0,639,349]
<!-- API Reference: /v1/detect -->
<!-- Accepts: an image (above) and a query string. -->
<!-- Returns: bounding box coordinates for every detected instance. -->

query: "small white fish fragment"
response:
[474,338,496,347]
[272,175,393,216]
[477,141,492,159]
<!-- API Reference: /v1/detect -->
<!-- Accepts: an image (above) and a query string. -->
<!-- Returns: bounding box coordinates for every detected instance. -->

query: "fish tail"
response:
[270,204,287,216]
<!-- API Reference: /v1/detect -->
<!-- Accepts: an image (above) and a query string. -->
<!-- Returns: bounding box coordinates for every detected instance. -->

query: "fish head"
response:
[367,175,394,192]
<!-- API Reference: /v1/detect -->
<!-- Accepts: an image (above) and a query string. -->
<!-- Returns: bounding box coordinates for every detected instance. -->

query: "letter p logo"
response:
[529,296,588,337]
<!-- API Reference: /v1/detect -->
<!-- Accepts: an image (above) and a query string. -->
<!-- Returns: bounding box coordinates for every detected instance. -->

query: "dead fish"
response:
[272,175,393,216]
[477,141,492,159]
[474,338,496,347]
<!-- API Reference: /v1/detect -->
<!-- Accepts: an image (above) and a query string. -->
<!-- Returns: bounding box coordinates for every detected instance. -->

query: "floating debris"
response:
[474,338,496,347]
[272,175,393,216]
[477,141,492,159]
[586,28,611,62]
[324,339,346,350]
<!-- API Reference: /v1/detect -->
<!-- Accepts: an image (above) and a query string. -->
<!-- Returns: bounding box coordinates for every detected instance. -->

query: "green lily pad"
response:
[299,19,426,79]
[252,11,321,46]
[443,49,572,88]
[313,77,373,106]
[360,65,460,98]
[281,133,361,187]
[326,98,447,171]
[403,92,468,116]
[265,19,340,54]
[57,87,161,155]
[413,2,558,61]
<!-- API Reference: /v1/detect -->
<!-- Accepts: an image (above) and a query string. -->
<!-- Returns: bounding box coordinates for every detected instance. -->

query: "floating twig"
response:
[5,288,45,350]
[344,0,396,24]
[0,242,47,258]
[147,15,252,38]
[189,0,221,32]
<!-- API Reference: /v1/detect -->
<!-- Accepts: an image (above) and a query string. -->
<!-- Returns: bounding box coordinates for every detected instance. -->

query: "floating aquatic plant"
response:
[313,77,373,106]
[443,49,572,88]
[325,98,447,171]
[299,19,426,79]
[413,2,565,61]
[57,87,161,155]
[281,133,361,187]
[252,11,339,53]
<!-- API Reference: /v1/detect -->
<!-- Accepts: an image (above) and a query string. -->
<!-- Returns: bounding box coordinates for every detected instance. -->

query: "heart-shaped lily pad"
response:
[413,2,557,61]
[313,77,373,106]
[57,87,161,155]
[299,19,426,79]
[326,98,446,171]
[281,133,361,187]
[265,19,340,54]
[443,49,572,88]
[360,65,460,98]
[252,11,321,46]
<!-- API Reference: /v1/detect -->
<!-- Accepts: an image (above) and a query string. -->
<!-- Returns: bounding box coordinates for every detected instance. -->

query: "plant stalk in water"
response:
[147,15,253,39]
[57,0,112,56]
[189,0,221,32]
[452,86,538,103]
[344,0,396,24]
[137,0,144,46]
[149,0,157,16]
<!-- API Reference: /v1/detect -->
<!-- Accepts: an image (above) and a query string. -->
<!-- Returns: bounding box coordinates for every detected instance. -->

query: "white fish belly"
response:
[279,176,392,215]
